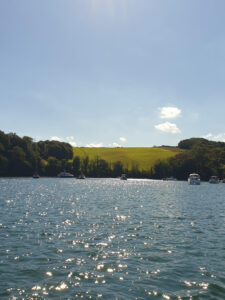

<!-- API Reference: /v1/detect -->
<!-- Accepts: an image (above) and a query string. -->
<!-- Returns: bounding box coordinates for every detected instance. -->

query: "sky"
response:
[1,0,225,147]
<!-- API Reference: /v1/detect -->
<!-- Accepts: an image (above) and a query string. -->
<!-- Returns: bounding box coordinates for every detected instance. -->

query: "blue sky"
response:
[1,0,225,147]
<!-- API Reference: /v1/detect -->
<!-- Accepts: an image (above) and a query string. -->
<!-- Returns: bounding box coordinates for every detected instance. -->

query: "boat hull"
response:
[209,176,219,184]
[57,172,74,178]
[188,178,200,185]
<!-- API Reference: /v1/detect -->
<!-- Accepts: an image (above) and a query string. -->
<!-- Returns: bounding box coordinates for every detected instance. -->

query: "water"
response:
[0,178,225,299]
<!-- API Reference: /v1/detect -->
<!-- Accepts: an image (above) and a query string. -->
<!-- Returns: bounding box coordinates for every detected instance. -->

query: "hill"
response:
[73,147,181,172]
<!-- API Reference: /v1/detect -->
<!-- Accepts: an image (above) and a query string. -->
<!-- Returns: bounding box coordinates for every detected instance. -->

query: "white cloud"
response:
[68,141,77,147]
[50,136,63,142]
[65,136,75,142]
[155,122,181,134]
[65,136,77,147]
[119,137,127,143]
[202,133,213,139]
[110,142,121,147]
[85,143,103,148]
[202,133,225,142]
[50,136,77,146]
[160,107,181,119]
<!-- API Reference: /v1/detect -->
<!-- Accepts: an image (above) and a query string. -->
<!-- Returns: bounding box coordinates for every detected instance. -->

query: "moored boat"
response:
[33,173,40,179]
[77,173,86,179]
[209,176,220,184]
[163,176,177,181]
[188,173,200,185]
[120,174,127,180]
[57,171,74,178]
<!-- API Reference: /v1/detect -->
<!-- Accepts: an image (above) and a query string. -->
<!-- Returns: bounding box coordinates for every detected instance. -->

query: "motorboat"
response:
[57,171,74,178]
[163,176,177,181]
[209,176,220,184]
[188,173,200,185]
[120,174,127,180]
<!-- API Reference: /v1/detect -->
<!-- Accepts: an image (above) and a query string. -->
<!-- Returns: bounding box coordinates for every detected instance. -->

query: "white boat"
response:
[120,174,127,180]
[188,173,200,185]
[57,171,74,178]
[209,176,219,184]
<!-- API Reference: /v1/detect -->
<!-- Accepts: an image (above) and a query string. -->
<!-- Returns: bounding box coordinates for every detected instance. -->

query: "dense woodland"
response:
[153,138,225,180]
[0,130,225,180]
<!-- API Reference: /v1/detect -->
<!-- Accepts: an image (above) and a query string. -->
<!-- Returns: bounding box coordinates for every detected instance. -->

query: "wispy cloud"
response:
[119,137,127,143]
[50,136,77,147]
[155,122,181,134]
[159,107,181,119]
[65,136,77,147]
[109,142,121,147]
[202,133,225,142]
[50,136,63,142]
[85,143,103,147]
[202,133,213,139]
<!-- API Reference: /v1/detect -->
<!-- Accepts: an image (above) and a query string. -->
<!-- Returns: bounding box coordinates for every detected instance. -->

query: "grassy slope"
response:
[73,147,181,171]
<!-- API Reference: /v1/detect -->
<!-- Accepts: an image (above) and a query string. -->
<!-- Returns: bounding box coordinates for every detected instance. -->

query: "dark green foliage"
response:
[38,140,73,160]
[81,156,89,175]
[45,157,62,176]
[154,143,225,181]
[73,156,81,177]
[0,155,8,175]
[178,138,225,150]
[89,157,110,177]
[112,161,123,177]
[0,130,73,177]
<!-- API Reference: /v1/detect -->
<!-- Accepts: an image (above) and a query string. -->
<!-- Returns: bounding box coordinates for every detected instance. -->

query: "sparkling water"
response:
[0,178,225,299]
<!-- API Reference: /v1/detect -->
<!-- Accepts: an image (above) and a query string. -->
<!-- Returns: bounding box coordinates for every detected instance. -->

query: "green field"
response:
[73,147,181,171]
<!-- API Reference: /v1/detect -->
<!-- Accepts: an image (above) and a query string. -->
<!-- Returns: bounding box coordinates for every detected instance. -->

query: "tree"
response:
[73,156,81,176]
[0,155,8,175]
[112,161,123,177]
[81,156,89,175]
[45,157,62,176]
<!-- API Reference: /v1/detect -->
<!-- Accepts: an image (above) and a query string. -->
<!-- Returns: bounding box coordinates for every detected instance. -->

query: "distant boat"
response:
[188,173,200,185]
[209,176,220,184]
[163,176,177,181]
[77,173,86,179]
[120,174,127,180]
[57,171,74,178]
[33,173,40,179]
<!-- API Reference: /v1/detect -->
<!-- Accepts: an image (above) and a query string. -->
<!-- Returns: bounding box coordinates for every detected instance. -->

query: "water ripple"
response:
[0,178,225,299]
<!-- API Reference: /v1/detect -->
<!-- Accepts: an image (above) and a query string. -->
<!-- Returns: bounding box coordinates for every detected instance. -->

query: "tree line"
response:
[0,130,73,177]
[153,138,225,180]
[0,130,225,180]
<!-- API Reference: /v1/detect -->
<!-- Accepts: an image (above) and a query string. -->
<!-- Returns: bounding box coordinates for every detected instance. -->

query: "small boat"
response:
[77,173,86,179]
[209,176,220,184]
[120,174,127,180]
[221,179,225,183]
[163,176,177,181]
[188,173,200,185]
[57,171,74,178]
[33,173,40,179]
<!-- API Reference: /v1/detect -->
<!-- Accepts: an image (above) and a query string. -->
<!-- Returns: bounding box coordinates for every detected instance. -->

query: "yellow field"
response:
[73,147,181,171]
